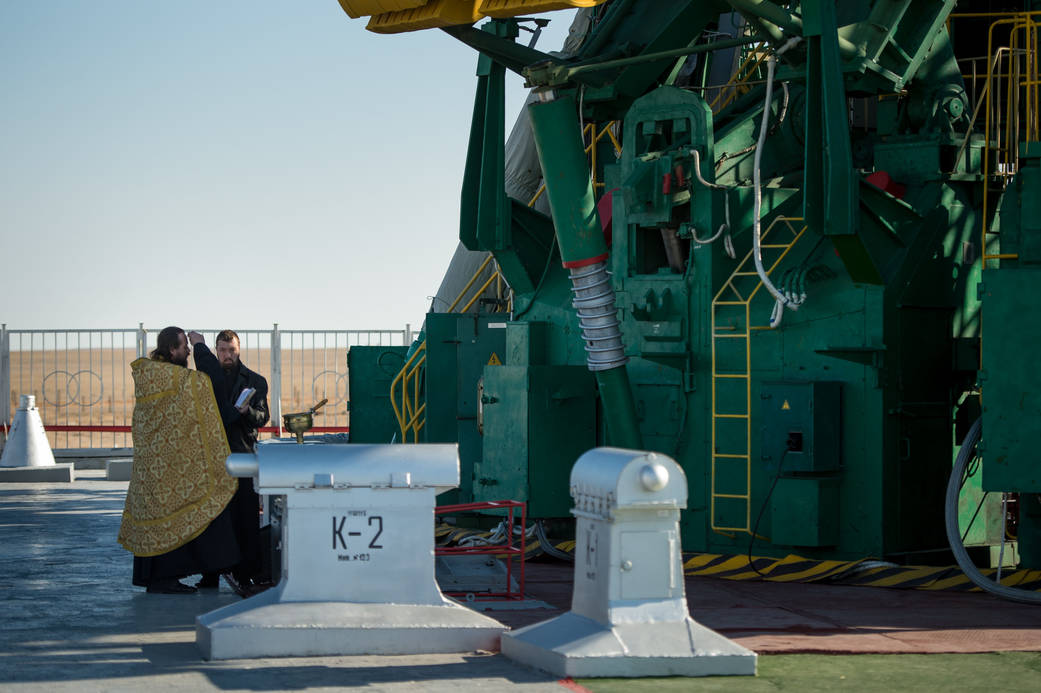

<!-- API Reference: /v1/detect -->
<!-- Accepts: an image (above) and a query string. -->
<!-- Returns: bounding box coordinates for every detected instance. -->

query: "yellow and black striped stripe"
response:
[682,553,1041,592]
[435,525,1041,594]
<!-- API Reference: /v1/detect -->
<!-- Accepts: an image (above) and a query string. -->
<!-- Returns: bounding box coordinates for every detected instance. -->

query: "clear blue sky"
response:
[1,1,575,331]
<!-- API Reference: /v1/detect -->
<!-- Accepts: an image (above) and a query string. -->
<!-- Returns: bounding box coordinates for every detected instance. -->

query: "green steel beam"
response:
[441,21,557,77]
[524,35,761,89]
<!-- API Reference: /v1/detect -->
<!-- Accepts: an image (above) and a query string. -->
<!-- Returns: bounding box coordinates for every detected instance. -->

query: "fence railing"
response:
[0,324,412,450]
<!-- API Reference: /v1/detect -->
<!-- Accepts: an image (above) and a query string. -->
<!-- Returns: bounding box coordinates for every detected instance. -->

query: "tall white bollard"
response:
[0,395,73,482]
[501,447,756,678]
[196,443,505,660]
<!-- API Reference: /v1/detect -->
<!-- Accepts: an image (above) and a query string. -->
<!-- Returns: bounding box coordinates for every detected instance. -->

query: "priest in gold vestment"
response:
[118,326,241,594]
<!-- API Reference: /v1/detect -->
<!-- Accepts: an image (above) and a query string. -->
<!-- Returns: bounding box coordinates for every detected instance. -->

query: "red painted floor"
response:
[491,560,1041,654]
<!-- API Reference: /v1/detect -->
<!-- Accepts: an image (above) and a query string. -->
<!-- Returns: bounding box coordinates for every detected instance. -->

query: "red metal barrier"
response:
[42,425,349,434]
[435,500,526,601]
[45,425,132,433]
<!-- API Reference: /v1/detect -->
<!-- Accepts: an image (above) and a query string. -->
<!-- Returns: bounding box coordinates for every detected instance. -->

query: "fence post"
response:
[405,323,412,345]
[0,324,9,429]
[270,323,282,437]
[136,323,147,359]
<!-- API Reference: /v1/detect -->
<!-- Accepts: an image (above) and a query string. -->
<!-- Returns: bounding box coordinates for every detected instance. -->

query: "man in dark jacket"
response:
[188,329,269,594]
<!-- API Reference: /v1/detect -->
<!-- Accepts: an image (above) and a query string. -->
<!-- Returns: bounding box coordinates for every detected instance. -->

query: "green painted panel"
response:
[981,269,1041,492]
[346,346,408,444]
[479,365,596,517]
[770,477,840,547]
[527,366,597,517]
[477,365,529,504]
[425,313,507,504]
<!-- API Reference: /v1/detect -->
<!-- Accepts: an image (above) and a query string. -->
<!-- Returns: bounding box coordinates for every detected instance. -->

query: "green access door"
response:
[347,346,409,444]
[424,312,508,504]
[478,364,597,517]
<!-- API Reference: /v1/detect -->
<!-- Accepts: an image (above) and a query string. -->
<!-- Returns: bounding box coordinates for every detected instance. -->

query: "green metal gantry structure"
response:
[340,0,1041,580]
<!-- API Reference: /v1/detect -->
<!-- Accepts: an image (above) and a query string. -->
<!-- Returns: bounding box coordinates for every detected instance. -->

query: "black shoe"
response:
[195,573,220,589]
[222,572,251,598]
[146,579,197,594]
[223,573,269,598]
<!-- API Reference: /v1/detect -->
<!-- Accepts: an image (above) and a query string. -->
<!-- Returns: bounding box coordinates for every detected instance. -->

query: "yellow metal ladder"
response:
[710,216,806,536]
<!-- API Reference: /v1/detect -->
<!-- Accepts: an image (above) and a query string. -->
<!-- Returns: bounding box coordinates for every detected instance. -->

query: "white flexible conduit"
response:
[945,417,1041,604]
[690,149,729,245]
[753,37,802,328]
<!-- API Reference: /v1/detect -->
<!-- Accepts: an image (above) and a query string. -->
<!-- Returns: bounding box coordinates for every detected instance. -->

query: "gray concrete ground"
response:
[0,471,566,692]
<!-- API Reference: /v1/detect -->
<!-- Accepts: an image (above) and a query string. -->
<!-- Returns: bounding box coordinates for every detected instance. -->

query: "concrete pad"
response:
[0,473,566,692]
[56,448,134,469]
[0,462,74,482]
[501,612,757,678]
[695,605,842,633]
[197,587,506,660]
[105,459,132,481]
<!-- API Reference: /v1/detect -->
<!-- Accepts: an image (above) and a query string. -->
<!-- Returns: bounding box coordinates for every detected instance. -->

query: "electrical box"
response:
[478,365,596,516]
[769,477,840,547]
[759,381,842,473]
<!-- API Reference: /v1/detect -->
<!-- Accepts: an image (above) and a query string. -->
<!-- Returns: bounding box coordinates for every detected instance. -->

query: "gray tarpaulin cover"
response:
[428,9,593,316]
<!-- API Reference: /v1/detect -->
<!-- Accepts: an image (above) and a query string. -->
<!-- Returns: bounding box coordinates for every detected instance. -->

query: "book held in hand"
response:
[235,387,256,408]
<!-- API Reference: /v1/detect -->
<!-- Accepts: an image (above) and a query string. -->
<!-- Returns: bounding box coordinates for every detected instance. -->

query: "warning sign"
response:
[781,400,791,410]
[487,353,502,366]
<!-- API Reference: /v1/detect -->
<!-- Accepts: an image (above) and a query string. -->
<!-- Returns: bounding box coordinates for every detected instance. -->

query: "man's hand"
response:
[236,401,250,414]
[187,331,205,346]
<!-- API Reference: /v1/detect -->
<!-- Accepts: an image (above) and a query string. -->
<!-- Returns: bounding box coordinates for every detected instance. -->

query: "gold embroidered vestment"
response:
[118,358,236,557]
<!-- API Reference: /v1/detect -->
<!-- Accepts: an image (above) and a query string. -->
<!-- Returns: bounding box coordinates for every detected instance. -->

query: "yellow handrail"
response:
[708,47,768,113]
[980,13,1040,264]
[446,254,496,313]
[389,340,427,442]
[949,11,1041,264]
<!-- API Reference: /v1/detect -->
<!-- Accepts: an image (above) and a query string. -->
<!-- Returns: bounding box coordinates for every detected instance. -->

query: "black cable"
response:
[961,490,990,544]
[748,448,789,577]
[513,235,558,321]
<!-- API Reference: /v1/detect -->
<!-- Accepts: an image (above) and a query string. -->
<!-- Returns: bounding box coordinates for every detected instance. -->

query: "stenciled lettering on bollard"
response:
[501,447,757,678]
[331,512,383,556]
[196,443,505,660]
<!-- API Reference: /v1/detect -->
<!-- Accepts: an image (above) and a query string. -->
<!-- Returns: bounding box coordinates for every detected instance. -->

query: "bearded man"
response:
[118,326,241,594]
[188,329,269,594]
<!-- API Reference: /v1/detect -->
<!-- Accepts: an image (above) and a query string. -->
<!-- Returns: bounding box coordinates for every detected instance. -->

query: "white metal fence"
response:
[0,323,412,450]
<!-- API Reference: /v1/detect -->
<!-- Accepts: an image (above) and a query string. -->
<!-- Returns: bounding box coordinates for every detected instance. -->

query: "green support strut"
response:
[528,92,643,450]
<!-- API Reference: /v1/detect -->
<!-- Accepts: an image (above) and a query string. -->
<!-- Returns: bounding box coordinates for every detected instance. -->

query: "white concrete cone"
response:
[0,395,57,468]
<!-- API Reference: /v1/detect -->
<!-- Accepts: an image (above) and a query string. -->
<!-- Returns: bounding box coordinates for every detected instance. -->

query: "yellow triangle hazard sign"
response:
[781,400,791,410]
[487,352,502,366]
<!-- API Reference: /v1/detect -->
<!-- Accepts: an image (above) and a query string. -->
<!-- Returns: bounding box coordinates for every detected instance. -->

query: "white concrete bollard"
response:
[0,395,73,482]
[501,447,756,678]
[196,443,505,660]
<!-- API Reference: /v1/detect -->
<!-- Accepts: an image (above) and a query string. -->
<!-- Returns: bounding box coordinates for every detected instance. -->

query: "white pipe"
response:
[753,38,801,328]
[689,151,731,246]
